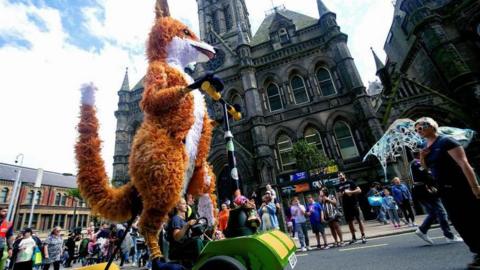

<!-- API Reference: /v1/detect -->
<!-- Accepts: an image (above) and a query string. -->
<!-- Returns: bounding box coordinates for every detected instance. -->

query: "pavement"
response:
[294,227,471,270]
[293,214,434,249]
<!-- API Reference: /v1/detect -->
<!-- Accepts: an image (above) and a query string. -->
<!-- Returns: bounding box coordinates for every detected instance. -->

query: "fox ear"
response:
[155,0,170,18]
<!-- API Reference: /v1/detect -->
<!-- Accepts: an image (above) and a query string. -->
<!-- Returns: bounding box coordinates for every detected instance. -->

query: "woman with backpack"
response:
[320,188,344,247]
[43,227,63,270]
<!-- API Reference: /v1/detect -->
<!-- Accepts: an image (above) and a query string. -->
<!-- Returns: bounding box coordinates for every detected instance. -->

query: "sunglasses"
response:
[415,123,430,132]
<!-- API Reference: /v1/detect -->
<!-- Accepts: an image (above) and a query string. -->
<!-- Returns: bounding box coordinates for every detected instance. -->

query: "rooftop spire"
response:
[371,47,385,73]
[120,67,130,91]
[317,0,331,18]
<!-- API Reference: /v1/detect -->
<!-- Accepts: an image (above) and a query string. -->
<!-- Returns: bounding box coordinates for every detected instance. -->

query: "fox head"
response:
[147,0,215,69]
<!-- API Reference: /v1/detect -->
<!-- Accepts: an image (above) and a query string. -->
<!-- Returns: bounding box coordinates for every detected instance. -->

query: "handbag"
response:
[32,246,43,265]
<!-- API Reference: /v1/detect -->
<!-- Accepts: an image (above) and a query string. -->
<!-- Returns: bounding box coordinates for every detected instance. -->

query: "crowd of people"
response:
[0,209,151,270]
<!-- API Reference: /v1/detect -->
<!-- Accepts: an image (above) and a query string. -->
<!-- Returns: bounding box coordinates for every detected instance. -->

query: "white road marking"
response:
[296,253,308,257]
[339,243,388,252]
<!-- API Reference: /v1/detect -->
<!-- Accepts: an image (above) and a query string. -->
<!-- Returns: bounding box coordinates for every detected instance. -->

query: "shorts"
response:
[343,206,360,222]
[311,222,325,234]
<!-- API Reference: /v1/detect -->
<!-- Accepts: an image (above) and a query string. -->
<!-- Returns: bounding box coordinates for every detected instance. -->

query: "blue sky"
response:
[0,0,393,177]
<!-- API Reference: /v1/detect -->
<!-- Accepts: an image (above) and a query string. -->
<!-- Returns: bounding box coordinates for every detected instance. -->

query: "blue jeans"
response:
[295,222,309,248]
[419,197,454,239]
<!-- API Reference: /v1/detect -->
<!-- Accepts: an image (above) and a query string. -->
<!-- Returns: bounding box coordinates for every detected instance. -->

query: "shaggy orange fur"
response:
[75,1,217,261]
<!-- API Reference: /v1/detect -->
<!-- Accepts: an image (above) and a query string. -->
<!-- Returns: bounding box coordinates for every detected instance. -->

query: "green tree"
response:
[67,188,83,230]
[292,140,334,172]
[67,188,82,200]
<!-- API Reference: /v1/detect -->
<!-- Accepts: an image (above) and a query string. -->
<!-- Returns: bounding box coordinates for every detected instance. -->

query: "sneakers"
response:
[446,235,463,244]
[300,247,307,252]
[348,239,357,245]
[468,255,480,269]
[415,228,434,245]
[361,236,367,244]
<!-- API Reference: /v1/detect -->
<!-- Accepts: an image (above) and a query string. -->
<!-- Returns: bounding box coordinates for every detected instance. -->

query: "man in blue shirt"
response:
[306,194,329,249]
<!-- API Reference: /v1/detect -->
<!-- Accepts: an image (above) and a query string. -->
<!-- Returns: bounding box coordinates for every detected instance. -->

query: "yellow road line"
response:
[339,243,388,252]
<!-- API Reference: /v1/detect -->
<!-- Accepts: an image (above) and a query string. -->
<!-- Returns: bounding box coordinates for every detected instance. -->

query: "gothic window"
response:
[279,28,289,43]
[26,190,34,204]
[277,134,296,171]
[304,127,325,155]
[61,193,67,206]
[334,122,359,159]
[224,6,233,31]
[0,188,8,203]
[35,191,41,205]
[55,193,61,205]
[290,75,309,104]
[316,68,337,96]
[212,13,220,33]
[231,93,243,115]
[266,83,283,112]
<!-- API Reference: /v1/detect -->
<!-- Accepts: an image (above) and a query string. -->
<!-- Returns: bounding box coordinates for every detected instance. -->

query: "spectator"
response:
[265,184,277,201]
[14,228,36,270]
[0,207,13,270]
[410,152,463,245]
[43,227,63,270]
[382,188,401,228]
[290,197,310,251]
[337,172,367,244]
[130,219,140,267]
[320,189,344,247]
[391,177,416,226]
[64,232,79,267]
[415,117,480,269]
[258,193,279,231]
[305,194,328,249]
[116,224,132,267]
[218,203,230,232]
[367,182,387,224]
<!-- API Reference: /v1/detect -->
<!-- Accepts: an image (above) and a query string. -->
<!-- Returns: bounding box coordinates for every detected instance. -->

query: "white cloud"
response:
[0,0,393,178]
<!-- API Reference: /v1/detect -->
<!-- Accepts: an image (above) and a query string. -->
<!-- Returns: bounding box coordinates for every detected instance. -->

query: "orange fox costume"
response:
[75,0,217,262]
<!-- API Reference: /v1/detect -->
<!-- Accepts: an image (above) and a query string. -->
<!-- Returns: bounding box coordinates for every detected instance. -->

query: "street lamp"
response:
[7,153,24,222]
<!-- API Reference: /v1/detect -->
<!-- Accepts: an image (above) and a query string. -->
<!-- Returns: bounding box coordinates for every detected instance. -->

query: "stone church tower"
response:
[112,1,384,214]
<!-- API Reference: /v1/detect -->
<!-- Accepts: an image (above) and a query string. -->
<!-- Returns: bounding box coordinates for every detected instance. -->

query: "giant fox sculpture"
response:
[75,0,217,268]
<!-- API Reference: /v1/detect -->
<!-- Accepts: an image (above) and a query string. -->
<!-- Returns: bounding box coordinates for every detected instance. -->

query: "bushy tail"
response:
[75,83,134,222]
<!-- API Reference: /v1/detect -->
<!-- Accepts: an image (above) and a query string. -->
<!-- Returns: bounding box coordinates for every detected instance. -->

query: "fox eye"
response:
[183,29,191,36]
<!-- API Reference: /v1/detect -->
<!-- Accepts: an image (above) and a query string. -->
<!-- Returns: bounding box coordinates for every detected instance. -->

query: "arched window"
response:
[231,94,243,116]
[316,67,336,96]
[277,134,296,171]
[35,191,41,205]
[304,127,325,155]
[290,75,309,104]
[334,122,359,159]
[0,188,8,203]
[266,83,283,112]
[61,194,67,206]
[55,193,61,205]
[224,6,233,31]
[26,190,34,204]
[279,28,289,43]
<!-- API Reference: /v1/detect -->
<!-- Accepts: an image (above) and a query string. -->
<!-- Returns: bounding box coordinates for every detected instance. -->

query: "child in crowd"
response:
[382,188,401,228]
